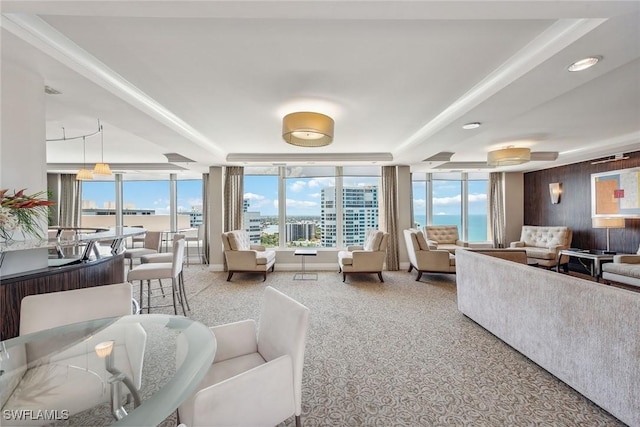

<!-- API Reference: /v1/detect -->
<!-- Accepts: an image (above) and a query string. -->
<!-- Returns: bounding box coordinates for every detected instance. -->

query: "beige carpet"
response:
[138,267,624,427]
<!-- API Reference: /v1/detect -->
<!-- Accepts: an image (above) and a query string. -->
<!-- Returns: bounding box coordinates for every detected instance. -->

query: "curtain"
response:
[489,172,505,248]
[381,166,399,271]
[202,173,210,264]
[59,174,81,227]
[224,166,244,232]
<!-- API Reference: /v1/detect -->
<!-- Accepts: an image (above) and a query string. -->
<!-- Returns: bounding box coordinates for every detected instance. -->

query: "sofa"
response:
[602,244,640,288]
[510,225,572,268]
[456,249,640,427]
[338,229,389,282]
[424,225,468,253]
[403,229,455,281]
[221,230,276,281]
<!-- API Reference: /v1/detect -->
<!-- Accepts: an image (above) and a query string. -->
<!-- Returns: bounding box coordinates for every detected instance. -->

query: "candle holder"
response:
[95,341,141,420]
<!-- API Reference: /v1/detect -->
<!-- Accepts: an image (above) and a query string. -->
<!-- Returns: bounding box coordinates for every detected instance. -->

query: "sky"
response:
[82,176,489,217]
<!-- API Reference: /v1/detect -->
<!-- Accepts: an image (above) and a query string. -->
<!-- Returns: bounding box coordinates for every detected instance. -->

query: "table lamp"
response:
[592,217,625,254]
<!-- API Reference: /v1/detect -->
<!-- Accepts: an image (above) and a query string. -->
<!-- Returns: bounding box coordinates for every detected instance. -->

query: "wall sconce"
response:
[549,182,562,204]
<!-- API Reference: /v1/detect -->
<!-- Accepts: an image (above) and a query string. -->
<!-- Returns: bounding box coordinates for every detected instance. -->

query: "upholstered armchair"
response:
[602,244,640,288]
[222,230,276,281]
[424,225,468,253]
[177,286,310,427]
[510,225,572,268]
[338,229,389,282]
[403,229,456,281]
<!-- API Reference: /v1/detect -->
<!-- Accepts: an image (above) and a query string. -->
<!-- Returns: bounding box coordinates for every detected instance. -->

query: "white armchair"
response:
[403,229,456,280]
[338,229,389,282]
[222,230,276,281]
[178,286,310,427]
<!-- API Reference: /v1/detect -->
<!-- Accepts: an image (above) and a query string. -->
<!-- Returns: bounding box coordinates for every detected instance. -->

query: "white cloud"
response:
[289,181,307,192]
[469,193,487,203]
[286,199,318,209]
[433,195,461,206]
[413,198,426,209]
[244,192,265,201]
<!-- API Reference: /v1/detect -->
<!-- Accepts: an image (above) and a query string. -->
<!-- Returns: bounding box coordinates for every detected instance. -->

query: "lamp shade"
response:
[487,147,531,166]
[549,182,562,204]
[282,112,334,147]
[76,168,94,180]
[93,162,112,175]
[592,217,625,229]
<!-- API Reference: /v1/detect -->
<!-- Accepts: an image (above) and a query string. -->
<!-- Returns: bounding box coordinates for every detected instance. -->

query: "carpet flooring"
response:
[140,267,624,427]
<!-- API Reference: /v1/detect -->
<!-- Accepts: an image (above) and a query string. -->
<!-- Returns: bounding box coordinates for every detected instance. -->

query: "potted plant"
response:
[0,189,55,241]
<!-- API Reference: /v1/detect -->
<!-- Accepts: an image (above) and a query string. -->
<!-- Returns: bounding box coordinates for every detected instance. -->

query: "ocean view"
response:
[414,214,488,242]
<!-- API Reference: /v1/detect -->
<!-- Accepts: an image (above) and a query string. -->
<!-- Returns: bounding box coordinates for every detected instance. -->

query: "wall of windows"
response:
[412,172,489,242]
[80,175,203,231]
[243,166,381,249]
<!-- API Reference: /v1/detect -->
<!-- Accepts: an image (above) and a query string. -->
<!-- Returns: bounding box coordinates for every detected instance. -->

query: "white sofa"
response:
[510,225,572,268]
[456,249,640,427]
[602,244,640,288]
[221,230,276,281]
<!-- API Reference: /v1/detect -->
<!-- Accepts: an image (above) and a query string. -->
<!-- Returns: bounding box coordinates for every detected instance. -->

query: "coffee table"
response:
[294,249,317,280]
[556,249,615,281]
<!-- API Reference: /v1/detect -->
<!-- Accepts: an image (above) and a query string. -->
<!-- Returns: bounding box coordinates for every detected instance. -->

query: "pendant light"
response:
[76,136,94,180]
[93,124,112,175]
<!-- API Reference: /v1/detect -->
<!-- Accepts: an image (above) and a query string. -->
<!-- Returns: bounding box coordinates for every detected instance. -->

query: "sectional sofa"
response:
[456,249,640,426]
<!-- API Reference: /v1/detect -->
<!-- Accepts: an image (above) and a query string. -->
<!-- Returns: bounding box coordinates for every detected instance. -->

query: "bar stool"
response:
[185,225,208,266]
[127,238,186,315]
[140,234,189,311]
[124,231,162,270]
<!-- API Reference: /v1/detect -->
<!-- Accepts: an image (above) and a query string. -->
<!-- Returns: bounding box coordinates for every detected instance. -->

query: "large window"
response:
[243,166,380,249]
[177,179,204,227]
[412,172,489,242]
[80,179,116,228]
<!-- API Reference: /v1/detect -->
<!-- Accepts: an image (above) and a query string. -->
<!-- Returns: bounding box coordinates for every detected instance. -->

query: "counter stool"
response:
[140,234,189,311]
[128,238,186,316]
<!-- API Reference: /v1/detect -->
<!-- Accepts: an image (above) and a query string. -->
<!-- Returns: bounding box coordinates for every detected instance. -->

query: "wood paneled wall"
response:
[524,151,640,254]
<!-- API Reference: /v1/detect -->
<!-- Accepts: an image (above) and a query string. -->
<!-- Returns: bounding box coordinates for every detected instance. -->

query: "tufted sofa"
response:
[602,244,640,288]
[338,229,389,282]
[424,225,468,253]
[221,230,276,281]
[510,225,572,268]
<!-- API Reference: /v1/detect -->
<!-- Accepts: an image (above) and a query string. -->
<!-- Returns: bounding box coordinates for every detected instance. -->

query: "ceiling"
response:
[2,1,639,177]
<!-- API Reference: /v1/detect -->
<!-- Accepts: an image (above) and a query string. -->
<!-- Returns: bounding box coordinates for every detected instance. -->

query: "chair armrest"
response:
[614,254,640,264]
[416,249,451,268]
[426,240,438,249]
[455,239,469,247]
[190,355,295,427]
[211,319,258,363]
[250,244,266,251]
[547,244,565,253]
[347,245,364,251]
[224,250,258,268]
[510,241,524,248]
[351,250,385,269]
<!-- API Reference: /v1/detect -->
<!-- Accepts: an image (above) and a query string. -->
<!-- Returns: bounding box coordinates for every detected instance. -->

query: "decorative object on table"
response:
[95,340,141,421]
[591,216,626,254]
[0,188,54,241]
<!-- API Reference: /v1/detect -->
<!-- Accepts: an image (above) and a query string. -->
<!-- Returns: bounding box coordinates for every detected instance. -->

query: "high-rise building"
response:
[321,186,379,247]
[243,198,261,244]
[286,222,316,243]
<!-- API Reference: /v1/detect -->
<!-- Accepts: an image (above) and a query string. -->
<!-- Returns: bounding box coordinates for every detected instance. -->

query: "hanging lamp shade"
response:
[282,112,334,147]
[76,168,94,180]
[93,162,112,175]
[487,147,531,166]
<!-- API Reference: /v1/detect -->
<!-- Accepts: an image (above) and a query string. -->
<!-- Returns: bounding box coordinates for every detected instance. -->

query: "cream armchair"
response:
[177,286,310,427]
[510,225,572,268]
[424,225,468,253]
[338,229,389,282]
[403,229,456,281]
[222,230,276,281]
[602,244,640,288]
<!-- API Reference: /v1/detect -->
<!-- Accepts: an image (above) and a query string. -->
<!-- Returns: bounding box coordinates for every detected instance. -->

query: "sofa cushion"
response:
[520,226,571,248]
[363,230,383,251]
[255,250,276,266]
[425,225,459,244]
[602,262,640,279]
[523,247,558,261]
[415,232,431,251]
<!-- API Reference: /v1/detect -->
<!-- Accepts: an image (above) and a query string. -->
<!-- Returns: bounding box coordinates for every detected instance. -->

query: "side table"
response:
[556,249,615,282]
[294,249,317,280]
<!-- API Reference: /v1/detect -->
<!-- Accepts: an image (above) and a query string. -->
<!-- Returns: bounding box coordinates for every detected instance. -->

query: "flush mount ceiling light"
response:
[282,112,334,147]
[462,122,481,130]
[487,147,531,166]
[567,56,601,72]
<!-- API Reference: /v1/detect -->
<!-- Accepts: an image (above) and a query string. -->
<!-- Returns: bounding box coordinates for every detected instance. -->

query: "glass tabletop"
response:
[0,314,216,426]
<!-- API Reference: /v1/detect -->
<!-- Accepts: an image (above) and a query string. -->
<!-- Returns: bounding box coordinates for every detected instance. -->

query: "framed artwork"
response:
[591,166,640,218]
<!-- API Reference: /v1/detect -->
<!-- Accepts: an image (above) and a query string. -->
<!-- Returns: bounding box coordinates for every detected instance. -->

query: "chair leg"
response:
[416,271,423,282]
[139,281,144,313]
[171,278,179,315]
[147,281,152,313]
[378,272,384,282]
[180,271,190,311]
[343,272,346,282]
[295,415,302,427]
[226,271,234,281]
[407,265,413,272]
[263,271,267,281]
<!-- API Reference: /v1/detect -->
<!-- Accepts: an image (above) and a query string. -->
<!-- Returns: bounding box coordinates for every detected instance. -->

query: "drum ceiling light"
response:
[282,112,334,147]
[487,147,531,166]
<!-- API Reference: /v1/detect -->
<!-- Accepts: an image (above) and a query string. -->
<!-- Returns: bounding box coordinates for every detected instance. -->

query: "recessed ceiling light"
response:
[567,56,601,72]
[462,122,481,130]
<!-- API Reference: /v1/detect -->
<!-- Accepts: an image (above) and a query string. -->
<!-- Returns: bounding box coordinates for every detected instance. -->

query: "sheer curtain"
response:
[489,172,505,248]
[381,166,399,271]
[59,174,81,227]
[202,173,210,264]
[224,166,244,232]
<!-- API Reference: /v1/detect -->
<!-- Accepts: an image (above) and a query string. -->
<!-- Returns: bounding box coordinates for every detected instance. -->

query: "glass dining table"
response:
[0,314,216,426]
